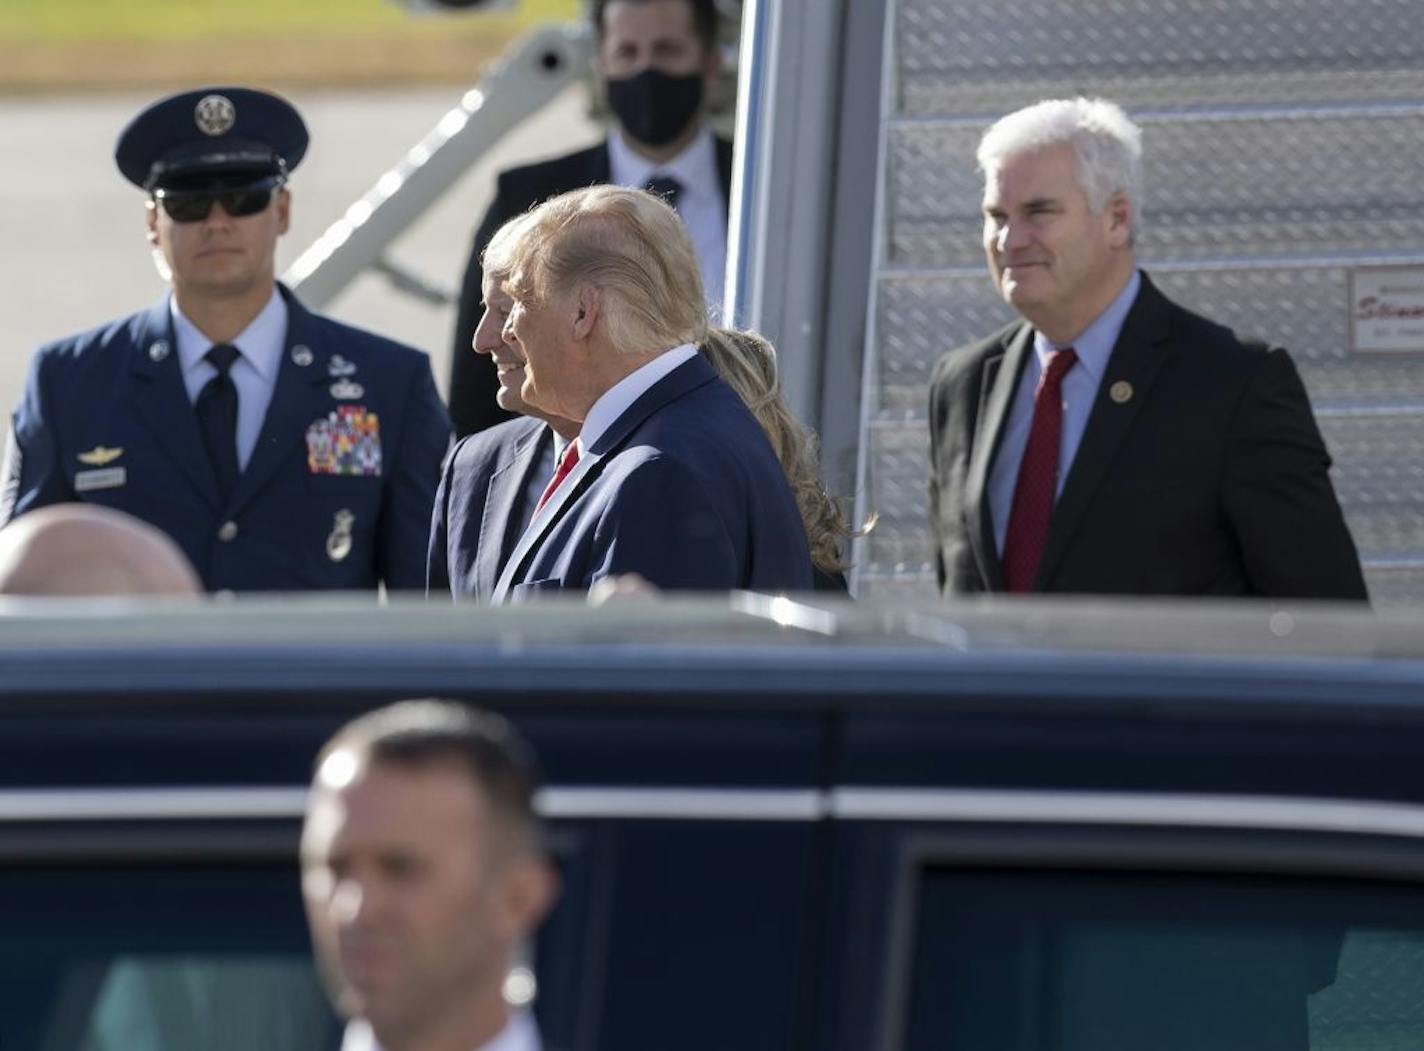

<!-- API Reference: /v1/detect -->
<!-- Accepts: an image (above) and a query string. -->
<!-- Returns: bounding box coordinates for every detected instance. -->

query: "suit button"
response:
[217,521,239,542]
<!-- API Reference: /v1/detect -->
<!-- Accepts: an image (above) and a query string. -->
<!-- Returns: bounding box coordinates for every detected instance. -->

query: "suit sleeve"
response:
[1,350,74,527]
[588,457,740,590]
[379,357,452,590]
[425,440,459,598]
[1221,348,1368,601]
[448,188,519,440]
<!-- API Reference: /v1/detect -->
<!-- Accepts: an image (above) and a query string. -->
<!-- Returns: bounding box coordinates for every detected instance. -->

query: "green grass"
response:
[0,0,578,41]
[0,0,582,89]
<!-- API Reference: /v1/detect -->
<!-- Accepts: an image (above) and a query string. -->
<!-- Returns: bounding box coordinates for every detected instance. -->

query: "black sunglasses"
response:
[152,176,283,223]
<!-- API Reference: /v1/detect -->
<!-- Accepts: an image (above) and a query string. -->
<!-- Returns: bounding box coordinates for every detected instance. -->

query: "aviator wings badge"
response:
[77,446,124,466]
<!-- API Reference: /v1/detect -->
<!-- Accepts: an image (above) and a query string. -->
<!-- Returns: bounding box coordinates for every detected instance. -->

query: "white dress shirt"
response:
[522,428,570,528]
[171,286,287,470]
[525,344,696,523]
[339,1010,541,1051]
[579,343,698,456]
[608,125,727,314]
[987,269,1142,554]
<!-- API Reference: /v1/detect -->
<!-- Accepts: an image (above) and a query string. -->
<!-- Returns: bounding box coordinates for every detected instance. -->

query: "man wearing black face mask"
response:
[448,0,730,439]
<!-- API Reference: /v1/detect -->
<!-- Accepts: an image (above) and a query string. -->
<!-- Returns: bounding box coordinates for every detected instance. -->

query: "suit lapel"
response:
[227,289,329,515]
[964,324,1034,592]
[492,356,718,600]
[476,424,550,597]
[1035,276,1175,588]
[126,296,224,511]
[492,443,606,601]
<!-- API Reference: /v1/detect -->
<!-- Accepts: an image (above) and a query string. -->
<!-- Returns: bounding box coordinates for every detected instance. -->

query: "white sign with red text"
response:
[1351,266,1424,354]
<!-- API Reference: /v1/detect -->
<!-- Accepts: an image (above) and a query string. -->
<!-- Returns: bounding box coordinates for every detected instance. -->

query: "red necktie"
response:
[534,440,581,516]
[1002,347,1077,592]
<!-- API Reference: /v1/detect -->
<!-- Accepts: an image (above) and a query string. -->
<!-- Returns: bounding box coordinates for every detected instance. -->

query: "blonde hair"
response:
[699,327,853,577]
[481,211,535,285]
[507,185,707,355]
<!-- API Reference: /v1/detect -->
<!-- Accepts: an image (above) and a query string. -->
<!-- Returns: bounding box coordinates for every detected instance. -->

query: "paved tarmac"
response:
[0,85,597,417]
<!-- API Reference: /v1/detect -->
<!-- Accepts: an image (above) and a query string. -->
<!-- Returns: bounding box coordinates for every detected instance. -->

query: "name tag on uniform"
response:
[75,467,127,492]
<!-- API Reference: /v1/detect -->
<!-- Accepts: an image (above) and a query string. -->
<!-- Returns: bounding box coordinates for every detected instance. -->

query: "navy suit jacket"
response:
[2,285,450,592]
[491,355,812,601]
[449,137,735,438]
[427,415,551,601]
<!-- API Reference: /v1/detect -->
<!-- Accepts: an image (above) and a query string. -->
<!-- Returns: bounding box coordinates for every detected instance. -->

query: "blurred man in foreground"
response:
[489,185,811,600]
[449,0,731,438]
[0,503,200,596]
[303,700,558,1051]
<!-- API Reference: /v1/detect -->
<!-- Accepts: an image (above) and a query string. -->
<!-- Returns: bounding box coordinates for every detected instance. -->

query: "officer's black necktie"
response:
[644,174,684,212]
[196,342,241,501]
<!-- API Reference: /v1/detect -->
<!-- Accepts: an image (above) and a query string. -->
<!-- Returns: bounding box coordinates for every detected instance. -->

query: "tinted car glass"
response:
[0,861,337,1051]
[904,868,1424,1051]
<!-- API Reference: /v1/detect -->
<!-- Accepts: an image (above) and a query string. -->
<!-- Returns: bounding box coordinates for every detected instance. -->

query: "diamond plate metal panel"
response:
[873,268,1424,415]
[854,0,1424,601]
[895,0,1424,117]
[857,410,1417,597]
[887,110,1424,268]
[1363,566,1424,606]
[862,269,1424,595]
[854,570,940,601]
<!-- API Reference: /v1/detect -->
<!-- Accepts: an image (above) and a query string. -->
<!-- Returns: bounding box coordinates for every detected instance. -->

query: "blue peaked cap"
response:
[115,86,308,190]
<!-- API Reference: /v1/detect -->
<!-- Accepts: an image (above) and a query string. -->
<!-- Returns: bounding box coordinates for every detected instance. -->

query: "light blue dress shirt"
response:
[171,287,287,471]
[987,269,1142,555]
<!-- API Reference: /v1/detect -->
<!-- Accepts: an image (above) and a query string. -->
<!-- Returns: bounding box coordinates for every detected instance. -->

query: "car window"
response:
[0,861,338,1051]
[78,956,331,1051]
[903,868,1424,1051]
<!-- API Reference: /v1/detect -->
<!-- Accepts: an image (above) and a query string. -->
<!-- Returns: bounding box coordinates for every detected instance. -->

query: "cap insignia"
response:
[194,94,237,137]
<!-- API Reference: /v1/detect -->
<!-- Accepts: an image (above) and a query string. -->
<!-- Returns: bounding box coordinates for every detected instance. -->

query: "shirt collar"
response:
[551,429,570,464]
[579,343,699,453]
[339,1011,541,1051]
[608,124,717,201]
[1032,268,1141,383]
[170,286,287,379]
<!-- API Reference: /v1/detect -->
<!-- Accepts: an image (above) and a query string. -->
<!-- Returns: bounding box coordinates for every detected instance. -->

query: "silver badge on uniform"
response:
[148,340,170,362]
[75,467,127,492]
[326,509,354,562]
[194,94,236,137]
[328,355,357,377]
[330,379,364,400]
[291,345,314,367]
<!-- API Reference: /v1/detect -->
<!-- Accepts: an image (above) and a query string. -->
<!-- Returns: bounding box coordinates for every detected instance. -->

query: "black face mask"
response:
[606,68,705,147]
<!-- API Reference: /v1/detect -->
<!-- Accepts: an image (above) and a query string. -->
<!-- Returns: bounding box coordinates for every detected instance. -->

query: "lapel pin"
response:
[291,345,314,367]
[327,509,354,562]
[330,379,365,400]
[1110,380,1134,404]
[148,340,170,362]
[328,355,357,377]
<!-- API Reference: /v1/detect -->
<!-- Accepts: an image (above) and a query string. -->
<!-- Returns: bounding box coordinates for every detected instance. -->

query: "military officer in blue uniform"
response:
[0,87,450,591]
